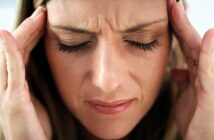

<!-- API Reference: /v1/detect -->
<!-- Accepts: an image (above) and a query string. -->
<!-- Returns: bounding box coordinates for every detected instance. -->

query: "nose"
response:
[90,40,125,94]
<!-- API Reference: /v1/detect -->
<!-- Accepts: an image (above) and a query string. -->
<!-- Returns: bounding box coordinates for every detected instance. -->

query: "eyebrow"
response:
[49,18,167,34]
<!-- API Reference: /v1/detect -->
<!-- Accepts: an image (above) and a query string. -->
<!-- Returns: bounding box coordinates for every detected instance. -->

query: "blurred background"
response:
[0,0,17,31]
[0,0,213,36]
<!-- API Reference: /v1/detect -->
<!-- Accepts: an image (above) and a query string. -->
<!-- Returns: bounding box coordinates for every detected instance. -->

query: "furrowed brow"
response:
[49,18,167,34]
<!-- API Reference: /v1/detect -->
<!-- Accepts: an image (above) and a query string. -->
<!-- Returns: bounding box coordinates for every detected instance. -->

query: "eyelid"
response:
[123,29,166,40]
[56,33,89,42]
[55,33,96,47]
[124,36,158,45]
[123,35,157,43]
[58,41,92,53]
[125,39,159,51]
[52,28,95,40]
[58,39,90,46]
[125,39,157,44]
[59,40,92,47]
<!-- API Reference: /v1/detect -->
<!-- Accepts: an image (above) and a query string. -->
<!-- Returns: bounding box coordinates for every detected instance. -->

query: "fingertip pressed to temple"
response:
[170,0,185,22]
[30,6,46,20]
[167,0,174,11]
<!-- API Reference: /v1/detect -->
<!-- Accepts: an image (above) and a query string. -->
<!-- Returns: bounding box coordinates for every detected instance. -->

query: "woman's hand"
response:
[168,0,214,139]
[0,6,51,140]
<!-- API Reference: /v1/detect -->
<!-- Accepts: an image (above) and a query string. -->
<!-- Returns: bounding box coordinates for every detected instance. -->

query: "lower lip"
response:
[86,100,134,115]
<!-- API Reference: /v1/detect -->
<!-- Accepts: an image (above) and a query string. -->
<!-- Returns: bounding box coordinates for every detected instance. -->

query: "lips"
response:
[86,99,134,115]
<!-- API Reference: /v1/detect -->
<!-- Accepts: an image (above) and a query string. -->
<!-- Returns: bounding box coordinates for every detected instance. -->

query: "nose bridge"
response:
[91,39,124,94]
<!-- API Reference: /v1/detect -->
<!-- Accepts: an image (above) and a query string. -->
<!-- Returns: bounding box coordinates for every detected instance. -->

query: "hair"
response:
[1,0,183,140]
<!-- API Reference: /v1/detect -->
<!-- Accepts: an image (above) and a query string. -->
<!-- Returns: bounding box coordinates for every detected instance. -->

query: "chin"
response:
[83,119,138,140]
[89,128,131,140]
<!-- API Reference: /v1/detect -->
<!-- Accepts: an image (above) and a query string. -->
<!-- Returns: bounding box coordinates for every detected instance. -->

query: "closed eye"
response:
[125,40,159,51]
[58,41,91,53]
[57,39,159,53]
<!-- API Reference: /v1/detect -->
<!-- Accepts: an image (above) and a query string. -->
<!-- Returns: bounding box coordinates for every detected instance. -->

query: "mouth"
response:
[85,99,135,115]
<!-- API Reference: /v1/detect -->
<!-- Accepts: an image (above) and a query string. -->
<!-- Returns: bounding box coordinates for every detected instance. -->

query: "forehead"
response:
[46,0,167,32]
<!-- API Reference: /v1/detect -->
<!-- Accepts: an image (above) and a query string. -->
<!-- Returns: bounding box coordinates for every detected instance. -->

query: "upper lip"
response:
[85,99,134,107]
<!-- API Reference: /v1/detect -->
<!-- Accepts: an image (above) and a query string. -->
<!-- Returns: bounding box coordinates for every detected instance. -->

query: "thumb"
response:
[197,29,214,92]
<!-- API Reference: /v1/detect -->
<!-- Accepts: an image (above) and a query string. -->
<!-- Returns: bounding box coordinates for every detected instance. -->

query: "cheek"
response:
[129,45,170,96]
[130,42,170,114]
[44,38,86,110]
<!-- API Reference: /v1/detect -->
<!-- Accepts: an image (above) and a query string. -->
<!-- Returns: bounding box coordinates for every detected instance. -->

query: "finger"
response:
[198,29,214,90]
[0,41,7,92]
[168,0,202,60]
[12,6,46,64]
[0,30,25,92]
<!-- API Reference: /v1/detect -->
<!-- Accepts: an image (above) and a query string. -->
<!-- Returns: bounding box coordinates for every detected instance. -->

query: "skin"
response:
[45,0,170,139]
[0,7,48,140]
[1,0,214,140]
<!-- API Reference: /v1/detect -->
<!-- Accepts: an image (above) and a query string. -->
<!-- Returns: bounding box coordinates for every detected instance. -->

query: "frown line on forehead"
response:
[48,18,167,35]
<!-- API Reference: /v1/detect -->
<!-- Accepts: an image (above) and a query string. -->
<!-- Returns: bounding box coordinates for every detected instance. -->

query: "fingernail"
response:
[30,6,46,19]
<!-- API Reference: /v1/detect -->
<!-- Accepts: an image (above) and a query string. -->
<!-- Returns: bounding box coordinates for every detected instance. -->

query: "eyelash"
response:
[58,41,91,53]
[125,40,158,51]
[58,40,158,53]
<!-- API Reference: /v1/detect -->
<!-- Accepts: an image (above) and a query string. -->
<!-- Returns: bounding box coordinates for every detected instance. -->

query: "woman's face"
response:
[45,0,170,139]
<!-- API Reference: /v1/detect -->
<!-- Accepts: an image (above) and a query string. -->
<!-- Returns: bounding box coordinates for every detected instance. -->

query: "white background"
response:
[0,0,214,36]
[0,0,17,31]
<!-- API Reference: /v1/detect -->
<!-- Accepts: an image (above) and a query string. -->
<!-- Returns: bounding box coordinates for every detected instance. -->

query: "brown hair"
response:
[14,0,180,140]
